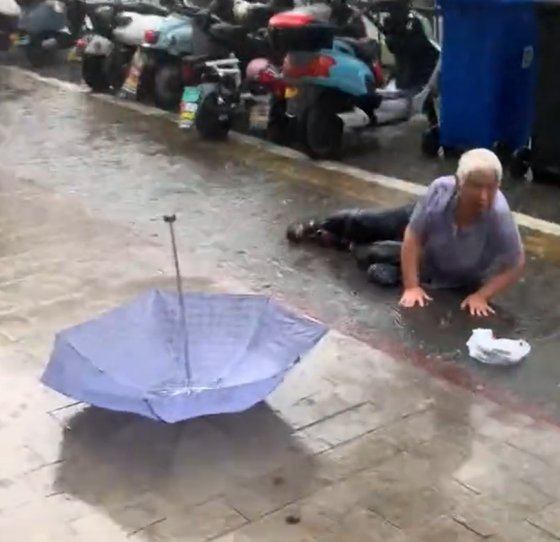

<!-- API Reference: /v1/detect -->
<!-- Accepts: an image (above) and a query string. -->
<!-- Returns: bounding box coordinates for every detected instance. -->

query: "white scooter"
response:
[76,1,168,92]
[0,0,20,50]
[10,0,88,67]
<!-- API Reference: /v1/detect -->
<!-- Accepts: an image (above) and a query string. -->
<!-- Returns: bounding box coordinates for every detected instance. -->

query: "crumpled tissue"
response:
[466,329,531,366]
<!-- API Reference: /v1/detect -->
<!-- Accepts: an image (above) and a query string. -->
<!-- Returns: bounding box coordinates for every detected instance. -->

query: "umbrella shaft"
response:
[167,220,191,384]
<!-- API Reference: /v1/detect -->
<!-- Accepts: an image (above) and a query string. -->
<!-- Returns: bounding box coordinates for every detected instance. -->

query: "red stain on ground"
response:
[272,292,560,430]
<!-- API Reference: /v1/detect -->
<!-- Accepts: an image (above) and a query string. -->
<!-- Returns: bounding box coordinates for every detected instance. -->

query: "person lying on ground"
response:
[286,148,525,317]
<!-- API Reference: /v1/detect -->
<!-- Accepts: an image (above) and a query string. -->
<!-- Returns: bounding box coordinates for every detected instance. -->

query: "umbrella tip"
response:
[163,215,177,224]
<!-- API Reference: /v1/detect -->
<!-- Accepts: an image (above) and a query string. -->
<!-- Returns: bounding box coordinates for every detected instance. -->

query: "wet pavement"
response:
[3,49,560,223]
[1,176,560,542]
[2,66,560,426]
[3,64,560,541]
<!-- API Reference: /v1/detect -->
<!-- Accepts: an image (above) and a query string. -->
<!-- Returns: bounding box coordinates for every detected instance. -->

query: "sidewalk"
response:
[1,174,560,542]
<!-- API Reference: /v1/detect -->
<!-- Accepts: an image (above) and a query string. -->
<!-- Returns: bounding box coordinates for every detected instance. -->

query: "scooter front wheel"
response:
[510,147,531,179]
[267,98,293,145]
[154,64,183,111]
[195,92,231,141]
[106,47,130,92]
[421,125,440,158]
[82,55,110,92]
[25,39,49,68]
[302,102,343,160]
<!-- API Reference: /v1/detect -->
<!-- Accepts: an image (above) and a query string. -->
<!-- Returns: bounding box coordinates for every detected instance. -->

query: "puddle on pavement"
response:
[2,77,560,419]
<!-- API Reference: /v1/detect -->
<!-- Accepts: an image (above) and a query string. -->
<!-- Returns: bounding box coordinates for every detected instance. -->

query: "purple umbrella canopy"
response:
[41,217,327,422]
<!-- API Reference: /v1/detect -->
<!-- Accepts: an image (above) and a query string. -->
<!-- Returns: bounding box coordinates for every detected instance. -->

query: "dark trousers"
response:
[318,205,415,286]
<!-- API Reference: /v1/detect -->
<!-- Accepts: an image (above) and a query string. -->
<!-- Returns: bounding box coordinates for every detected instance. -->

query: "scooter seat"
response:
[376,87,414,100]
[208,21,246,42]
[115,3,168,17]
[339,37,379,64]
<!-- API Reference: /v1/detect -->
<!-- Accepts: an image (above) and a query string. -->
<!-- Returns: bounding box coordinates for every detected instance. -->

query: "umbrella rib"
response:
[61,337,148,393]
[215,297,271,386]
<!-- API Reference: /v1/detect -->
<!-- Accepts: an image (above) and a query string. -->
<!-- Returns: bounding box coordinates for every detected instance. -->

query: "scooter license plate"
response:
[67,46,81,62]
[179,86,201,129]
[121,49,146,97]
[249,101,271,130]
[11,32,28,46]
[285,86,298,99]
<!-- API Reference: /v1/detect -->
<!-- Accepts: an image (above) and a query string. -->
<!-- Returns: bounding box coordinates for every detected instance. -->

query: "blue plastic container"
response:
[439,0,537,151]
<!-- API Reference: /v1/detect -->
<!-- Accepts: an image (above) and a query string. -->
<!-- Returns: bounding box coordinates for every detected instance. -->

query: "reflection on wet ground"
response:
[3,50,560,223]
[2,73,560,420]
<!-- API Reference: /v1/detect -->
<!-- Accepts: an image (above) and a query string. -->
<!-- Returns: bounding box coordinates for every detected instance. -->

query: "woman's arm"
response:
[476,251,525,300]
[401,226,422,289]
[477,206,525,300]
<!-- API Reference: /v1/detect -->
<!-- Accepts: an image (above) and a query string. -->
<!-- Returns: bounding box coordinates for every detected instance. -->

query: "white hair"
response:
[456,148,503,187]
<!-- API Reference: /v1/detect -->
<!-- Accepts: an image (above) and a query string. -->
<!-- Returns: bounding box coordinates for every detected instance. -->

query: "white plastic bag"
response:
[466,329,531,366]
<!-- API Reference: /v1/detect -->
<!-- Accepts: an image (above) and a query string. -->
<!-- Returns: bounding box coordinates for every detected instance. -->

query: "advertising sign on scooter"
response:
[178,86,201,129]
[120,48,145,99]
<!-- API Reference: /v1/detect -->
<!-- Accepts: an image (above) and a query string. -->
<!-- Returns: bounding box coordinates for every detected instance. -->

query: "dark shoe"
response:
[353,241,402,270]
[286,219,320,243]
[367,263,401,287]
[286,220,349,249]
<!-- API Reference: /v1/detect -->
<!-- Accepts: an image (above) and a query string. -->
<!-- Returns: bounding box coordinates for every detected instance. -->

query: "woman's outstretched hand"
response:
[399,287,433,308]
[461,293,495,317]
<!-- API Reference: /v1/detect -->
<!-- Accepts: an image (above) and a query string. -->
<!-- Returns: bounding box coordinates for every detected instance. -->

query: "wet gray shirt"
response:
[408,176,523,288]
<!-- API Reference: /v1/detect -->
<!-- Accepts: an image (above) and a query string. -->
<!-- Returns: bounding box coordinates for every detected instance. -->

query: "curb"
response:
[4,64,560,239]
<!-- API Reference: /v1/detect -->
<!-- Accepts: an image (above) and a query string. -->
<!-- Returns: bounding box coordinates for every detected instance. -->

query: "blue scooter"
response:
[138,1,199,110]
[270,0,440,159]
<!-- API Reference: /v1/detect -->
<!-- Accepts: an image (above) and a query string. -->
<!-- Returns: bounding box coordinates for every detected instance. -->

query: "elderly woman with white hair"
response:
[286,148,525,317]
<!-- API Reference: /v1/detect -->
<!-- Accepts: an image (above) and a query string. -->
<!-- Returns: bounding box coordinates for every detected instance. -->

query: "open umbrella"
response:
[41,215,328,422]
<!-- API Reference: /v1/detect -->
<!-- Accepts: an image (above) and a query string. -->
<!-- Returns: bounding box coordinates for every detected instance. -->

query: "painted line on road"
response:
[6,65,560,238]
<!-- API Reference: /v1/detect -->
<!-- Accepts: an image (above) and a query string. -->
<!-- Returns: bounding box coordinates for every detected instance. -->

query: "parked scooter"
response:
[176,12,284,140]
[76,1,168,92]
[269,0,440,159]
[14,0,88,67]
[135,1,200,110]
[135,0,291,111]
[0,0,20,51]
[176,0,368,144]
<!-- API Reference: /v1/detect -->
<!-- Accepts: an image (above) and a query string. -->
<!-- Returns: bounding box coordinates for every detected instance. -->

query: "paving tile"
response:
[298,402,389,449]
[391,515,489,542]
[223,454,331,520]
[212,473,383,542]
[451,493,529,538]
[0,437,47,480]
[69,511,130,542]
[148,497,247,541]
[529,502,560,538]
[492,519,560,542]
[0,476,36,513]
[452,438,554,516]
[268,386,360,431]
[507,421,560,469]
[314,430,401,483]
[363,481,448,530]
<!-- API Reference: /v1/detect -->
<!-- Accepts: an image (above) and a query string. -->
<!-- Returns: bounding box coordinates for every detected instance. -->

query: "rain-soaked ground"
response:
[2,64,560,423]
[3,49,560,223]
